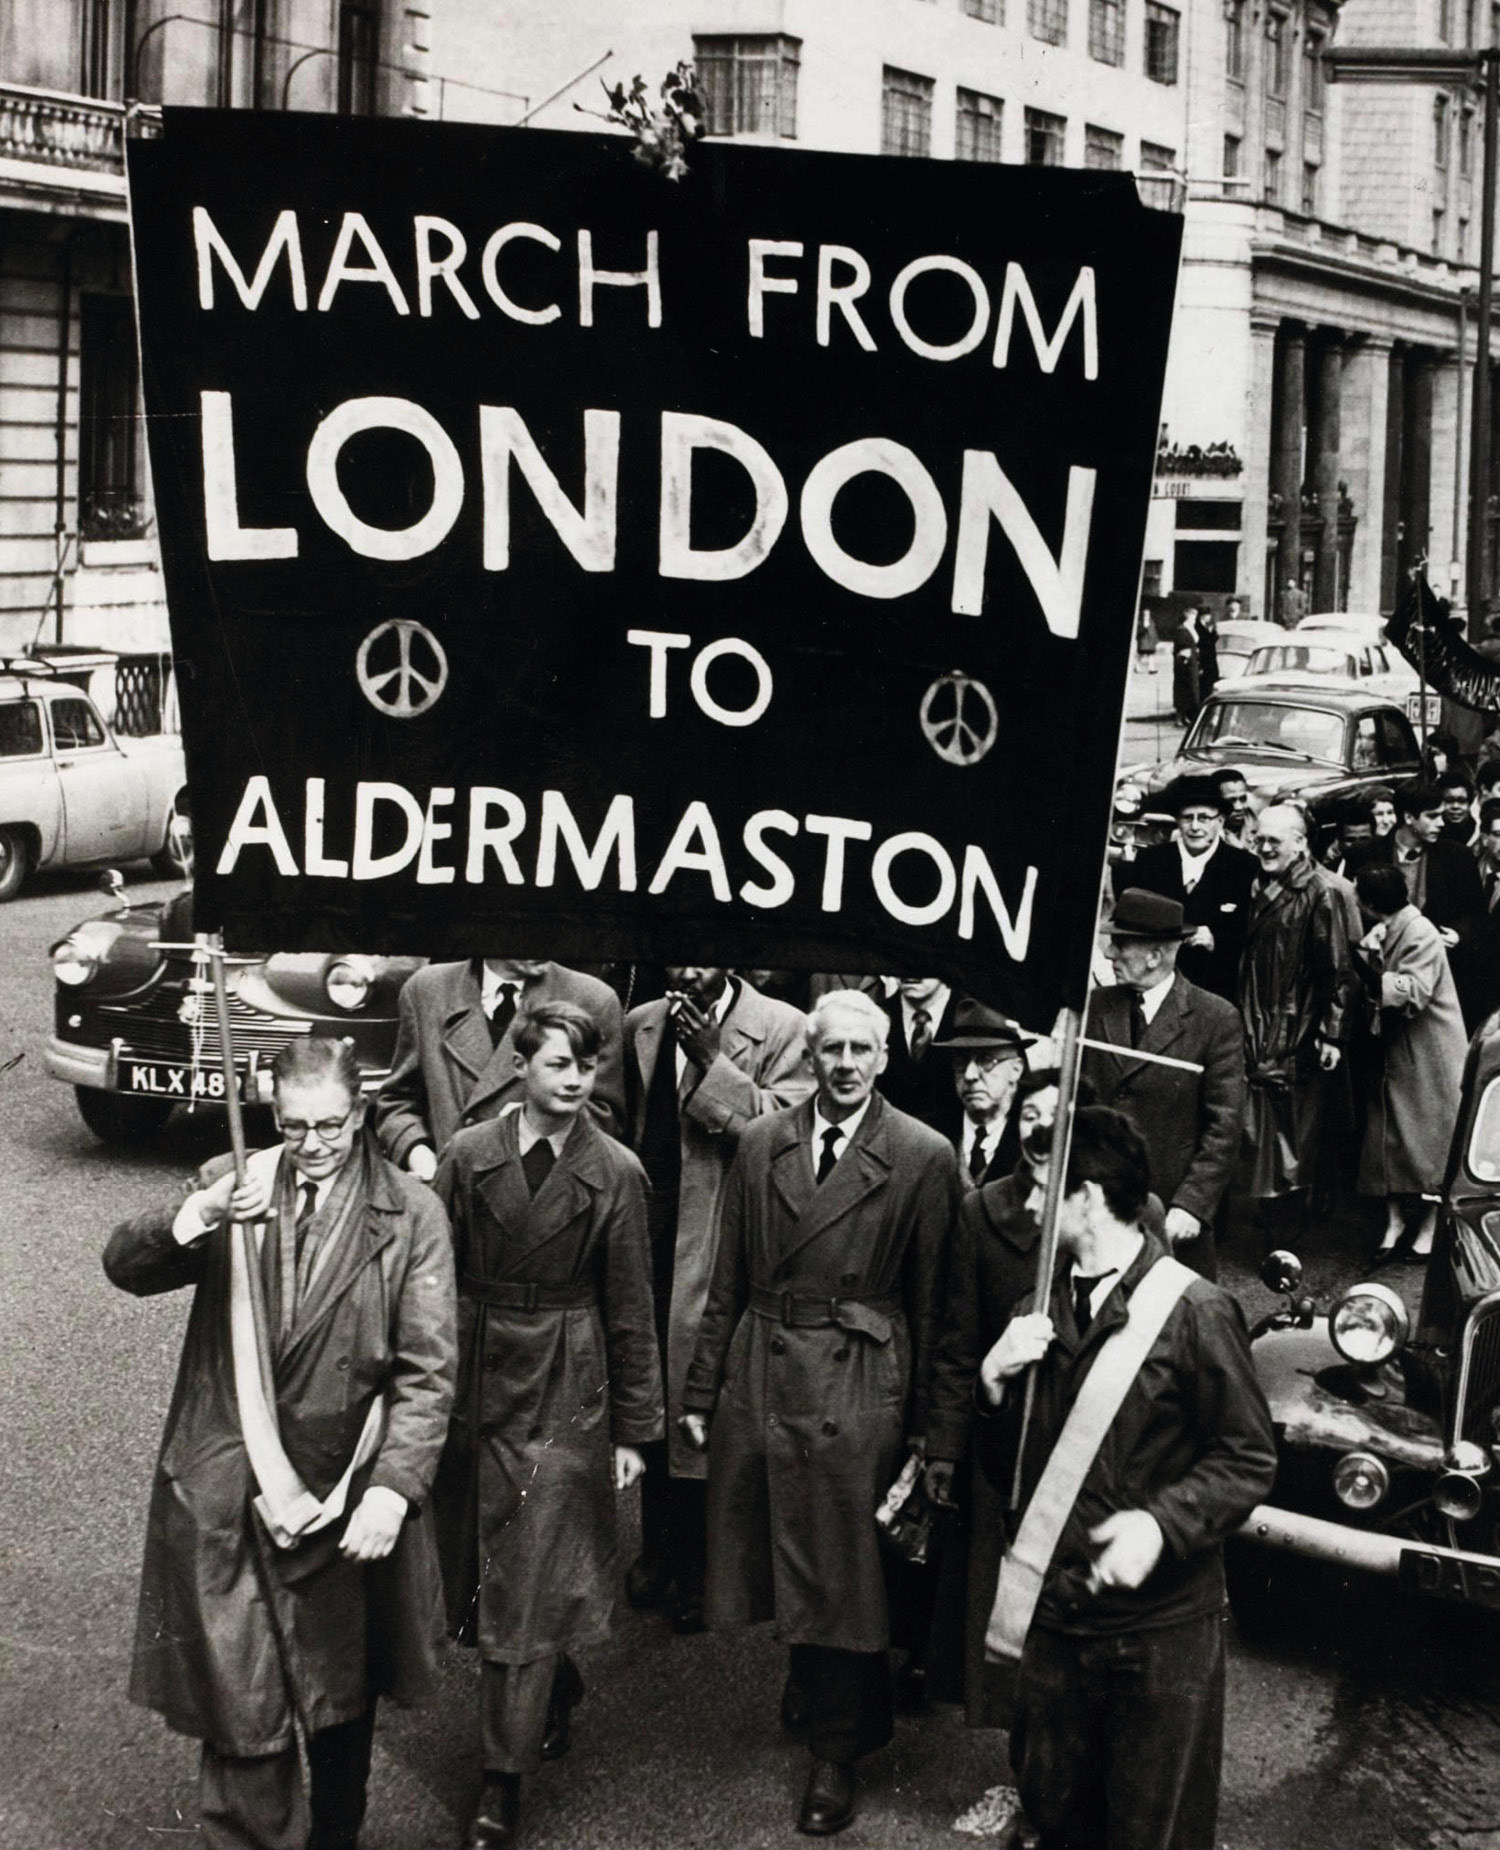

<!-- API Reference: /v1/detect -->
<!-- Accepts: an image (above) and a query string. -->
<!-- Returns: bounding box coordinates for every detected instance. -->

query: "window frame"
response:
[955,87,1005,162]
[693,34,803,139]
[1144,1,1181,83]
[881,65,935,159]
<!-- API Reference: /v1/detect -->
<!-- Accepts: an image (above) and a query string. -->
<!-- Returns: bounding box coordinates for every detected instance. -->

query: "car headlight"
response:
[1332,1450,1389,1512]
[325,956,375,1011]
[51,923,119,987]
[1329,1282,1411,1366]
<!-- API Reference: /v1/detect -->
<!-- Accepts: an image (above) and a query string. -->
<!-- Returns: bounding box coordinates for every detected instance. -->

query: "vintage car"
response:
[1213,618,1286,682]
[1116,683,1422,830]
[0,662,190,900]
[1229,1021,1500,1633]
[1239,637,1419,706]
[45,883,423,1141]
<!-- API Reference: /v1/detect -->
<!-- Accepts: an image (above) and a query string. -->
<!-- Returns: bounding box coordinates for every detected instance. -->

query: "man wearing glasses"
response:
[1124,775,1258,1004]
[104,1037,457,1850]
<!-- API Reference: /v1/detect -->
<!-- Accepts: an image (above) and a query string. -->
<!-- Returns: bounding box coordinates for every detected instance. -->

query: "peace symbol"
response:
[356,619,449,719]
[920,672,999,766]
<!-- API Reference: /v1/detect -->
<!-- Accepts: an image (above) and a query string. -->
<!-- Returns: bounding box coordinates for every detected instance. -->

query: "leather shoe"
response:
[624,1553,674,1610]
[779,1673,813,1733]
[465,1772,520,1849]
[669,1588,706,1635]
[539,1656,584,1762]
[797,1758,855,1836]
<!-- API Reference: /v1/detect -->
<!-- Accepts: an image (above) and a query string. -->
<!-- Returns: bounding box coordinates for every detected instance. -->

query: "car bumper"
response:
[45,1036,112,1088]
[1237,1503,1500,1580]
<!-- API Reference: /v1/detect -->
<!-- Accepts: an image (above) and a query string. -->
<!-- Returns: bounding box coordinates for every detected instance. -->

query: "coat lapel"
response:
[440,961,497,1090]
[769,1101,818,1225]
[277,1146,399,1367]
[474,1112,601,1273]
[720,980,768,1067]
[777,1094,892,1268]
[630,1003,670,1139]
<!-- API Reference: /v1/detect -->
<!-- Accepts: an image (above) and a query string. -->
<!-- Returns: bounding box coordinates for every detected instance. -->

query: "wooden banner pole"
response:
[202,931,249,1194]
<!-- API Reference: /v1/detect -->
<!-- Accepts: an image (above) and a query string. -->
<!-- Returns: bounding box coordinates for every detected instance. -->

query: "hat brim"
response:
[1101,922,1193,941]
[931,1031,1036,1050]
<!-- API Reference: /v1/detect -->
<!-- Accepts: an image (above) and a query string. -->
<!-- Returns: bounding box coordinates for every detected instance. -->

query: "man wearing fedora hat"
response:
[933,1001,1037,1193]
[1081,890,1246,1280]
[1124,775,1258,1003]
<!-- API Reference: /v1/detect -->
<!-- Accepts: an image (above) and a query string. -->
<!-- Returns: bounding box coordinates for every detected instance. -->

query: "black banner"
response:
[127,109,1179,1020]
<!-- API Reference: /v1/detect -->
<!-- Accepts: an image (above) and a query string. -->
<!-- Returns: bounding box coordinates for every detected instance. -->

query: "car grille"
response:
[1455,1297,1500,1446]
[98,985,312,1065]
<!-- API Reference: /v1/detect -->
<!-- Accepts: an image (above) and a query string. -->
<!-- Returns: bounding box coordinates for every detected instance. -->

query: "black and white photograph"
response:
[6,2,1500,1845]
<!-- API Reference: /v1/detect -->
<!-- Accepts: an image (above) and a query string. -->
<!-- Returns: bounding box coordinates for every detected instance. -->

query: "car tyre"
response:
[0,825,31,902]
[74,1085,174,1143]
[151,796,193,879]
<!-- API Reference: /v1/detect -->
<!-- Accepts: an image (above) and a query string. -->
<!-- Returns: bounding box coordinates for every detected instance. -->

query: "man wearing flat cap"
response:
[934,1001,1036,1193]
[1081,890,1246,1279]
[1122,775,1258,1003]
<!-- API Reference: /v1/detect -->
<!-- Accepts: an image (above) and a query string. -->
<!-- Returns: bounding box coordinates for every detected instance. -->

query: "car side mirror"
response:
[99,867,129,909]
[1261,1250,1303,1296]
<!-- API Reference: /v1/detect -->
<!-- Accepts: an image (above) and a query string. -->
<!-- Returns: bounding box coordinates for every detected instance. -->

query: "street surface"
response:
[4,738,1500,1850]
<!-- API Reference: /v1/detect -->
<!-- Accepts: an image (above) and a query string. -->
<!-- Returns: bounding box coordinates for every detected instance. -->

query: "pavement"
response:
[3,860,1499,1850]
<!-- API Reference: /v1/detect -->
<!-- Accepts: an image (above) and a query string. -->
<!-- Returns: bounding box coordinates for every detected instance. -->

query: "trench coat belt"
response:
[747,1284,900,1343]
[462,1274,598,1311]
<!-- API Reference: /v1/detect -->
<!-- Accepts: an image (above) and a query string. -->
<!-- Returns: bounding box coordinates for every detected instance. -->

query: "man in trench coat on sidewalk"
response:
[682,988,960,1837]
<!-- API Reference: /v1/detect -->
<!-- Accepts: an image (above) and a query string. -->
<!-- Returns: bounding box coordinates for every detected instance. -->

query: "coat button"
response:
[767,1415,779,1429]
[770,1337,786,1355]
[335,1355,350,1371]
[822,1420,839,1436]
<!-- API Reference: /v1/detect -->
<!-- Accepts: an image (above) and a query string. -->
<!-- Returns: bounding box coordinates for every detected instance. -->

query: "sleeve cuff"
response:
[172,1195,215,1246]
[361,1484,409,1522]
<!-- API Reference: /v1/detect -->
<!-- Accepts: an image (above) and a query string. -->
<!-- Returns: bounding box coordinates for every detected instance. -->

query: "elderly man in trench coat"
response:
[103,1038,456,1850]
[622,965,814,1634]
[682,988,960,1837]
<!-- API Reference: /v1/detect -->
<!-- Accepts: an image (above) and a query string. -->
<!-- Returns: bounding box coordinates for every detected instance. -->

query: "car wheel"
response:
[151,795,193,878]
[74,1086,175,1143]
[0,826,31,902]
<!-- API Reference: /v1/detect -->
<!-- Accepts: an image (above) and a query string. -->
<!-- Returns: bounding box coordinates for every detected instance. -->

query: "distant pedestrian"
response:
[1135,605,1159,674]
[1167,607,1202,726]
[1282,577,1308,627]
[1197,608,1221,697]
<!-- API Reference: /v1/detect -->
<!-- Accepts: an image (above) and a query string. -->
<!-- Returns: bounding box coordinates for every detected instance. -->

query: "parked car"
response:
[1239,637,1419,705]
[1116,683,1423,828]
[0,662,189,900]
[1229,1020,1500,1633]
[45,883,424,1141]
[1214,618,1286,681]
[1297,611,1390,642]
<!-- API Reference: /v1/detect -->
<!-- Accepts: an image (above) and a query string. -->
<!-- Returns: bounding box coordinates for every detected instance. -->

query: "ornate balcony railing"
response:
[0,82,127,176]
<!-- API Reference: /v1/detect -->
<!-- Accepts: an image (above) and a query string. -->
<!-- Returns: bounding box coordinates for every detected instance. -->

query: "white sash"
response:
[227,1147,386,1550]
[985,1255,1196,1662]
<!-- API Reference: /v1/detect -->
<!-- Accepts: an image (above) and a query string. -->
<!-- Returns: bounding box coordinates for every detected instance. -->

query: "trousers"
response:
[637,1437,707,1594]
[1010,1612,1225,1850]
[199,1708,377,1850]
[786,1643,894,1765]
[481,1654,578,1775]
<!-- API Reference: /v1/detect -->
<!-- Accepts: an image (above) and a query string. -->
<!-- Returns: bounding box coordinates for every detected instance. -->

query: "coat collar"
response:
[1046,1228,1171,1361]
[442,962,559,1113]
[768,1091,894,1266]
[274,1134,401,1368]
[469,1109,608,1270]
[1093,975,1192,1087]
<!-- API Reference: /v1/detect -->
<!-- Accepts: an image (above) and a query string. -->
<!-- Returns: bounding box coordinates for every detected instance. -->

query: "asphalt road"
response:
[3,857,1500,1850]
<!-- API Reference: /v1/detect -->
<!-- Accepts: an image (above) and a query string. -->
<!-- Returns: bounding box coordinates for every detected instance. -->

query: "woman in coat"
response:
[1353,862,1470,1260]
[433,1002,662,1850]
[103,1038,457,1850]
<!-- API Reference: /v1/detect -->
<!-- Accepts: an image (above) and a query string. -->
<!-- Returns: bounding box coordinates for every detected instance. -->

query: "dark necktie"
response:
[969,1130,990,1182]
[1073,1272,1102,1336]
[909,1008,932,1063]
[1129,991,1146,1049]
[522,1138,556,1195]
[816,1126,841,1183]
[294,1181,319,1264]
[488,981,519,1048]
[1487,870,1500,912]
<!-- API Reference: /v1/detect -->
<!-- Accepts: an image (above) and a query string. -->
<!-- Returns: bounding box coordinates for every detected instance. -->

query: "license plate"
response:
[1406,692,1442,727]
[117,1059,239,1102]
[1398,1546,1500,1609]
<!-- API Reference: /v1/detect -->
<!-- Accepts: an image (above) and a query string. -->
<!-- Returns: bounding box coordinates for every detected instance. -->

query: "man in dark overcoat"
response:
[622,965,813,1633]
[1124,775,1258,1002]
[375,957,625,1179]
[876,975,965,1139]
[681,989,960,1837]
[433,1002,662,1850]
[981,1108,1276,1850]
[1082,889,1246,1280]
[103,1039,457,1850]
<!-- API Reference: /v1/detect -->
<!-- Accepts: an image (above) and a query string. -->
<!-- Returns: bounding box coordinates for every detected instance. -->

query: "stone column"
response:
[1312,335,1343,610]
[1342,335,1391,615]
[1245,317,1280,617]
[1409,353,1435,580]
[1274,325,1306,618]
[1381,347,1405,611]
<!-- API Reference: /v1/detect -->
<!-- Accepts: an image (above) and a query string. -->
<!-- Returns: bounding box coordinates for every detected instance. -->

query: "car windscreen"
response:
[1247,645,1358,678]
[0,700,43,757]
[1189,699,1345,765]
[1469,1077,1500,1183]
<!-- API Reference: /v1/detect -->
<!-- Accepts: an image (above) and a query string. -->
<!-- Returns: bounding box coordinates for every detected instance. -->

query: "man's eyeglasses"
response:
[956,1049,1022,1074]
[279,1110,356,1143]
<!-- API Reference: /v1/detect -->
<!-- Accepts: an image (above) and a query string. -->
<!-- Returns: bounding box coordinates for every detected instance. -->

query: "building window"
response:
[1265,12,1287,97]
[1461,108,1474,176]
[1461,215,1472,260]
[1090,0,1125,64]
[78,295,145,541]
[694,36,802,138]
[1086,124,1125,168]
[964,0,1004,20]
[1303,34,1324,112]
[1433,206,1447,254]
[1224,0,1245,78]
[1139,140,1178,207]
[1263,146,1282,202]
[882,67,934,158]
[83,0,115,98]
[1029,0,1069,47]
[1301,162,1319,214]
[336,1,379,116]
[1440,0,1453,41]
[1145,2,1180,81]
[1224,133,1241,179]
[1467,0,1478,44]
[1143,558,1164,597]
[956,88,1004,161]
[1435,93,1451,167]
[1026,107,1067,164]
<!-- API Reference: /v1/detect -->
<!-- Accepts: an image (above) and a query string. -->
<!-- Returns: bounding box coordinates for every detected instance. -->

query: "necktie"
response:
[969,1130,990,1182]
[294,1181,319,1263]
[910,1008,932,1062]
[816,1125,842,1183]
[1128,991,1146,1049]
[488,981,519,1048]
[1073,1273,1101,1336]
[522,1138,556,1195]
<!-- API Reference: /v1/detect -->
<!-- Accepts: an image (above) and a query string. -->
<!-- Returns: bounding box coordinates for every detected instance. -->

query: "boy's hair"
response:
[513,1001,602,1061]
